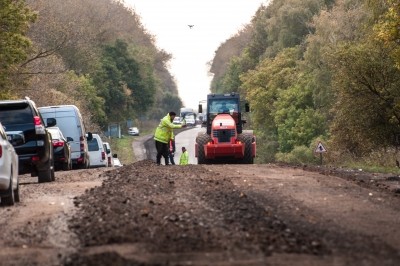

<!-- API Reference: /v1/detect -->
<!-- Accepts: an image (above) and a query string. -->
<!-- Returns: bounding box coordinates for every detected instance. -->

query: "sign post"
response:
[314,141,327,165]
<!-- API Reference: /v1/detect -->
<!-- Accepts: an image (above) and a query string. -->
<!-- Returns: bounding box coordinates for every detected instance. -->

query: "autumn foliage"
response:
[210,0,400,167]
[0,0,182,131]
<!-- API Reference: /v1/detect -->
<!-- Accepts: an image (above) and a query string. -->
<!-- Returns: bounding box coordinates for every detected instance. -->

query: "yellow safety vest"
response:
[154,114,182,144]
[180,151,189,165]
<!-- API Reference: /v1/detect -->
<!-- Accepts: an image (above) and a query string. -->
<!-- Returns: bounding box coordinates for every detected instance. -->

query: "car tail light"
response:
[31,156,40,162]
[80,136,85,151]
[33,116,41,125]
[52,140,64,147]
[33,116,45,134]
[101,151,106,160]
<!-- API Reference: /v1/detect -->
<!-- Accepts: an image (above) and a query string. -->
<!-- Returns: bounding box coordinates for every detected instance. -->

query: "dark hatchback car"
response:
[47,126,72,171]
[0,97,55,183]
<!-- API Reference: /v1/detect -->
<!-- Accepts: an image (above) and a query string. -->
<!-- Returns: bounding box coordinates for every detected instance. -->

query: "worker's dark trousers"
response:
[169,152,175,165]
[155,140,169,165]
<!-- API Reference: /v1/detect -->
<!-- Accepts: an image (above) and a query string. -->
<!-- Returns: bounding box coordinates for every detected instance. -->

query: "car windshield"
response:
[47,128,62,140]
[88,138,99,151]
[209,100,238,114]
[41,115,79,141]
[0,103,33,125]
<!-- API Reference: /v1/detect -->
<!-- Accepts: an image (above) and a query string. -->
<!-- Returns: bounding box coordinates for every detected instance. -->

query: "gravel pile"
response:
[64,160,398,265]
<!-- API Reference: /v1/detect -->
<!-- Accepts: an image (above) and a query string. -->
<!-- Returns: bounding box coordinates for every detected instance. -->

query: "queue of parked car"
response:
[0,97,123,206]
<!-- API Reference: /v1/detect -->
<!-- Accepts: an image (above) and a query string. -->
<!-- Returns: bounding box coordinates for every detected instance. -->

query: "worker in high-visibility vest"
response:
[179,146,189,165]
[154,112,186,165]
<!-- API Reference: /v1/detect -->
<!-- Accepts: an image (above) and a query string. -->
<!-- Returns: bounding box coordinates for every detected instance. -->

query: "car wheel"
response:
[76,161,85,169]
[76,155,89,169]
[38,158,52,183]
[38,168,52,183]
[63,158,71,171]
[51,166,55,181]
[0,175,15,206]
[51,155,55,181]
[14,178,20,203]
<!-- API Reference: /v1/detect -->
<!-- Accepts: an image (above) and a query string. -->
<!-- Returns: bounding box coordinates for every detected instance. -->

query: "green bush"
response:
[276,145,319,165]
[254,130,279,163]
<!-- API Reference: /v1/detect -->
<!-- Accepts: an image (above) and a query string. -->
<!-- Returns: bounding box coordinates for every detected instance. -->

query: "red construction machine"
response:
[195,93,256,164]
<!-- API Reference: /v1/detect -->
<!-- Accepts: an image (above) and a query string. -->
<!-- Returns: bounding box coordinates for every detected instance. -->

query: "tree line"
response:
[0,0,182,131]
[210,0,400,167]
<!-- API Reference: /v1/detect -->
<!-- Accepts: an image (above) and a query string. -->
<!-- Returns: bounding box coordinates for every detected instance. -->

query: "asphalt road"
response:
[173,125,204,165]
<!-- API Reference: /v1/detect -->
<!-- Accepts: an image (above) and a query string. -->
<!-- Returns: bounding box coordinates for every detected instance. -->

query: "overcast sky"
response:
[124,0,268,109]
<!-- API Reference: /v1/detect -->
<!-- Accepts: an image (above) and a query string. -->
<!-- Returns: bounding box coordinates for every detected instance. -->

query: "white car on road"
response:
[173,117,182,125]
[87,134,107,168]
[0,122,20,206]
[128,127,139,136]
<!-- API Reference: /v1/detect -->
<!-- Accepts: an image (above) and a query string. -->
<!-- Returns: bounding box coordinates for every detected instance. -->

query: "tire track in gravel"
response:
[0,169,107,266]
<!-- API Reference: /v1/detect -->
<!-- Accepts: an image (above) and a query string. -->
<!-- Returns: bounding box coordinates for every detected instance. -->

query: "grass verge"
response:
[108,136,135,165]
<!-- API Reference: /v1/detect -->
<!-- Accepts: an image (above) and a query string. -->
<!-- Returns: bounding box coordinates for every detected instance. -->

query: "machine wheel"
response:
[1,175,15,206]
[238,133,254,164]
[196,133,212,164]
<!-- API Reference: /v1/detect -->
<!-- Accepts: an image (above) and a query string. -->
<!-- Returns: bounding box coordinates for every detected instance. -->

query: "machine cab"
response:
[199,93,248,135]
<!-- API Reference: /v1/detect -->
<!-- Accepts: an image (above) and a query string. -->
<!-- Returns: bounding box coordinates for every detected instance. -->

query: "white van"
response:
[38,105,92,169]
[87,134,107,168]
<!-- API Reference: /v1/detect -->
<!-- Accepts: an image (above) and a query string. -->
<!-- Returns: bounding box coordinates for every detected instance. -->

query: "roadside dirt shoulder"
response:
[131,134,153,162]
[0,168,107,265]
[300,164,400,195]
